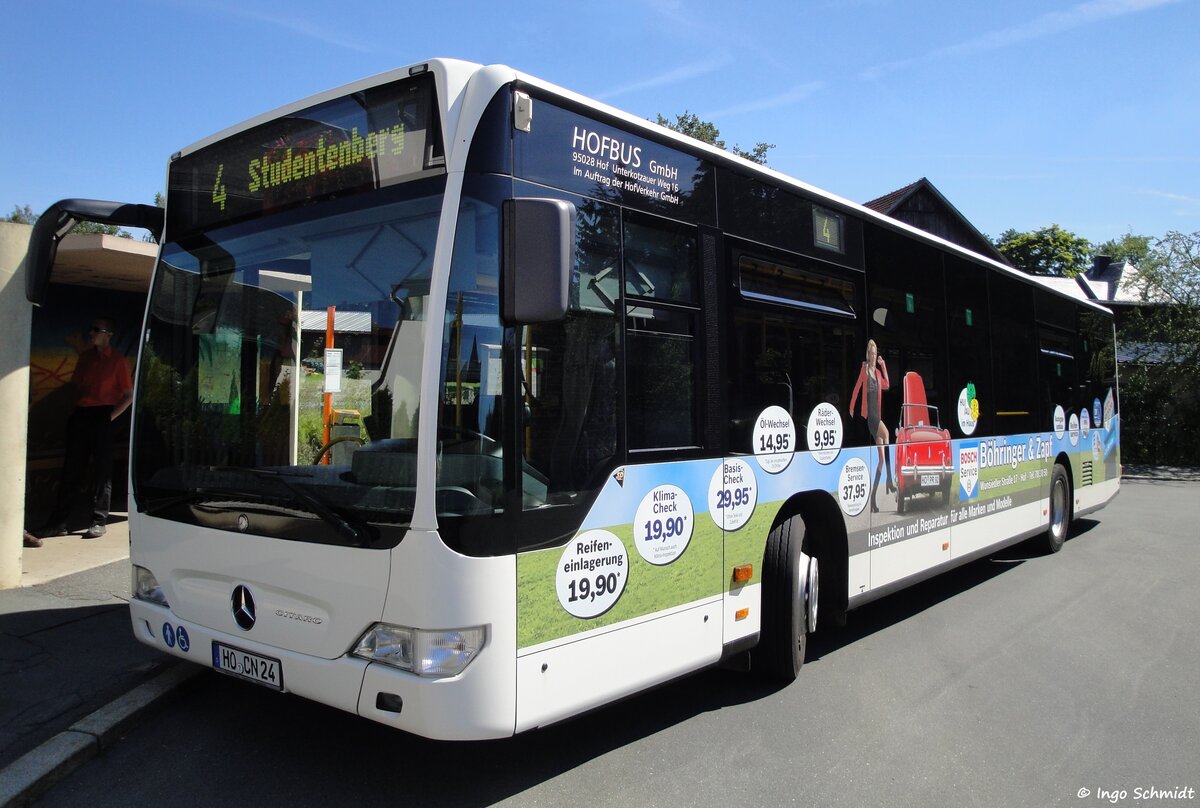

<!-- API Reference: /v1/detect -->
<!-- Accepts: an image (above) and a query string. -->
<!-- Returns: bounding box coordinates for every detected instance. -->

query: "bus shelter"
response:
[0,223,155,588]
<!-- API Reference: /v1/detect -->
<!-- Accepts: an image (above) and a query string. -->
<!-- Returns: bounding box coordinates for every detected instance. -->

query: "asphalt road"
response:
[36,478,1200,807]
[0,556,167,772]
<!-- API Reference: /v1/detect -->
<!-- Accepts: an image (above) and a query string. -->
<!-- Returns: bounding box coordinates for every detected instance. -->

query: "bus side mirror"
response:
[501,198,575,324]
[26,199,165,306]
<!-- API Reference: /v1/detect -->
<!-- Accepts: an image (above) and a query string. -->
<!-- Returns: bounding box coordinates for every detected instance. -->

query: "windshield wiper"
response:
[142,484,267,514]
[207,466,375,548]
[142,467,376,547]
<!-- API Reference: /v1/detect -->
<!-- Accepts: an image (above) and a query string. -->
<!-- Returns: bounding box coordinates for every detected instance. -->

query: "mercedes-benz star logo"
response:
[231,585,256,631]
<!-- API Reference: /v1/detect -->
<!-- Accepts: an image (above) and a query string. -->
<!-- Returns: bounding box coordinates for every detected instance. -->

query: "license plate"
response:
[212,642,284,691]
[920,474,940,487]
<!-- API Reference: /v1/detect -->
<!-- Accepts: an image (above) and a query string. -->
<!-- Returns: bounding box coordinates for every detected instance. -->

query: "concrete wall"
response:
[0,223,33,588]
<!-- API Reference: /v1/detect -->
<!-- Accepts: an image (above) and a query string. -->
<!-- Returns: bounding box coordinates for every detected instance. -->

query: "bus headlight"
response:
[132,565,169,608]
[352,623,486,677]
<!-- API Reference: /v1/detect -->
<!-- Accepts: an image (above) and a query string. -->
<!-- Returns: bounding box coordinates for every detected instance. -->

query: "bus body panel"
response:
[723,582,763,645]
[1076,476,1119,516]
[949,498,1048,560]
[129,512,390,660]
[356,529,519,739]
[376,529,516,636]
[357,651,515,740]
[514,598,722,733]
[870,524,954,590]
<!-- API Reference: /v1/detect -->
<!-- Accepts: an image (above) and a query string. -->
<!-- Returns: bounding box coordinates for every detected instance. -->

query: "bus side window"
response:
[728,250,861,454]
[622,212,701,451]
[989,274,1037,435]
[521,196,621,504]
[945,257,992,438]
[864,226,949,442]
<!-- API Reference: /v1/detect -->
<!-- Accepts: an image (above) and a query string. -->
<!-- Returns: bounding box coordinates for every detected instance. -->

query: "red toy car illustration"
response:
[895,371,952,513]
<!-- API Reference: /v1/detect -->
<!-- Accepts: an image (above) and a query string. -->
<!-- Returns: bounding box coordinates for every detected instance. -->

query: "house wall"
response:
[890,189,1000,259]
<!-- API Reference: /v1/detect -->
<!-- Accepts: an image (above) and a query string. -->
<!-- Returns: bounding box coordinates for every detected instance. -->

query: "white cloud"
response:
[860,0,1181,80]
[181,1,375,53]
[703,81,826,119]
[1136,187,1200,218]
[595,57,732,101]
[1138,188,1200,204]
[947,172,1060,182]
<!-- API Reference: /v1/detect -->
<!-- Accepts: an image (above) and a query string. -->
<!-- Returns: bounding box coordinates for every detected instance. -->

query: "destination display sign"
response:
[514,96,716,224]
[167,73,442,238]
[813,206,844,253]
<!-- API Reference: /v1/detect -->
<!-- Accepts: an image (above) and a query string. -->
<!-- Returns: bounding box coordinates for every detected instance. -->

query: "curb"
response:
[0,663,204,807]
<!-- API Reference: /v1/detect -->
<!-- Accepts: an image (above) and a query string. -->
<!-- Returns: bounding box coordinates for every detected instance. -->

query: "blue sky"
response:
[2,0,1196,245]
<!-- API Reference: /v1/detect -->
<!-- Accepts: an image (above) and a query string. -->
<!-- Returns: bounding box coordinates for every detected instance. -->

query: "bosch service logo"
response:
[958,445,979,500]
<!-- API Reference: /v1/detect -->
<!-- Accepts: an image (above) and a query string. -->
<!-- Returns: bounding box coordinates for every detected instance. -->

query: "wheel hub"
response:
[801,552,819,633]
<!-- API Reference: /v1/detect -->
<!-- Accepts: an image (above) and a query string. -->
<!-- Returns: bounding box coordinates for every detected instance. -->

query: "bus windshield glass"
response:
[134,176,446,547]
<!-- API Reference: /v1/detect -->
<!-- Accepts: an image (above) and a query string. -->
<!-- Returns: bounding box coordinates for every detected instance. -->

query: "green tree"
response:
[140,192,167,242]
[654,111,774,165]
[1094,231,1152,267]
[1114,230,1200,466]
[69,220,128,237]
[1124,230,1200,309]
[994,224,1091,277]
[3,204,38,224]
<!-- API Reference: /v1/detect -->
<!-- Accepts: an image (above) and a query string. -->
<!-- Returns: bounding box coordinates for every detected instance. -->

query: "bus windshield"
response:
[133,177,446,547]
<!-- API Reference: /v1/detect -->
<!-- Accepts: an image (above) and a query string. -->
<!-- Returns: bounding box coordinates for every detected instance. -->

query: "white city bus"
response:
[30,58,1120,740]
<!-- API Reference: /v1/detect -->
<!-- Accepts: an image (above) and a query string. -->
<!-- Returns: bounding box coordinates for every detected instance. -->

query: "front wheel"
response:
[1046,463,1071,554]
[757,516,817,681]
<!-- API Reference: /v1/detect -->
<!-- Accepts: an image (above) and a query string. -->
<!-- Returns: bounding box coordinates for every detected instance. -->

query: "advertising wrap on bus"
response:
[516,401,1120,651]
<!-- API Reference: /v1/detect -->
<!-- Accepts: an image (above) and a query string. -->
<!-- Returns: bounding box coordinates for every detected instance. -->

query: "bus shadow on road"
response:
[807,516,1103,665]
[807,558,1019,666]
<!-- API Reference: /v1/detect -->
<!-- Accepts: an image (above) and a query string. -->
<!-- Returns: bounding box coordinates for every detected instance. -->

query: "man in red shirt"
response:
[28,318,133,546]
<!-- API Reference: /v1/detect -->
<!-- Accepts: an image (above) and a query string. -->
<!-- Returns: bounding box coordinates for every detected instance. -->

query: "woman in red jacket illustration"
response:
[850,339,895,512]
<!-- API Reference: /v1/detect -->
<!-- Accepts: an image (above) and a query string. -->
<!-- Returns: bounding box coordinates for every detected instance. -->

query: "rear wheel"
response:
[1046,463,1071,553]
[758,516,817,681]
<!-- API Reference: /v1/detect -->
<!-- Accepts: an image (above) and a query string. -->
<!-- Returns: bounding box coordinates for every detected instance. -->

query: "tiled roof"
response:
[863,177,1009,264]
[863,178,926,214]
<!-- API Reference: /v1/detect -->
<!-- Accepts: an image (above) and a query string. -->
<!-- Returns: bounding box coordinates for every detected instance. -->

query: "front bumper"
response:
[129,599,516,740]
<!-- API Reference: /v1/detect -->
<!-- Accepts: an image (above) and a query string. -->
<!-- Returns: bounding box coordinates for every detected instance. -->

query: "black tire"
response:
[757,516,812,681]
[896,490,907,514]
[1046,463,1071,554]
